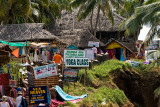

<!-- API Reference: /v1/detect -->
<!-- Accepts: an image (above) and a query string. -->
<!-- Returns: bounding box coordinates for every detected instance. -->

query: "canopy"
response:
[0,40,29,46]
[67,45,78,50]
[29,42,50,48]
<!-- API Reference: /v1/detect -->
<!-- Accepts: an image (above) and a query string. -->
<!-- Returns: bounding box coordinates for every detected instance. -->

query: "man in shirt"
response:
[52,52,63,72]
[52,52,63,64]
[92,45,97,60]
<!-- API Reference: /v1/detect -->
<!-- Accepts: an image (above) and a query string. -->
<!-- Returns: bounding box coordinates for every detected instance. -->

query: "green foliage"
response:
[81,86,127,106]
[78,60,131,86]
[2,61,24,80]
[62,101,76,107]
[154,86,160,98]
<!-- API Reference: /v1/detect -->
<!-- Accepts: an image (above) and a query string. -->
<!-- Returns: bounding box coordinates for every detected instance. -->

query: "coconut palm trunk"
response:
[94,5,100,37]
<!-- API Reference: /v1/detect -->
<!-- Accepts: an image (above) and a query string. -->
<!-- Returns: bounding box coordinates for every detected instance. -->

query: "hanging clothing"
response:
[42,51,47,62]
[19,47,22,55]
[0,85,5,96]
[22,47,25,55]
[120,48,125,61]
[34,49,38,62]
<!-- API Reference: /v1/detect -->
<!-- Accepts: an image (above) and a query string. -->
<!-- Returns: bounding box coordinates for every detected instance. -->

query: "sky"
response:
[138,25,151,41]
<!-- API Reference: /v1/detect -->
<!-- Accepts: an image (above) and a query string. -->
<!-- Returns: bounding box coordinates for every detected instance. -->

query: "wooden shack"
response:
[106,39,137,60]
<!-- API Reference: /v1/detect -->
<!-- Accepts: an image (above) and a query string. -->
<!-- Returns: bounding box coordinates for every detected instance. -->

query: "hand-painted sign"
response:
[145,44,159,50]
[65,58,89,67]
[33,64,57,79]
[88,41,99,47]
[64,50,89,67]
[63,69,79,82]
[29,86,50,104]
[9,80,17,87]
[64,50,85,62]
[84,49,94,60]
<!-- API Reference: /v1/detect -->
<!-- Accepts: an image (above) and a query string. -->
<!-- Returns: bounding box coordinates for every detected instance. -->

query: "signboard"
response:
[64,50,85,62]
[85,49,94,60]
[33,64,57,79]
[65,58,89,67]
[88,41,99,47]
[145,44,159,50]
[29,86,49,104]
[9,80,17,87]
[63,69,79,82]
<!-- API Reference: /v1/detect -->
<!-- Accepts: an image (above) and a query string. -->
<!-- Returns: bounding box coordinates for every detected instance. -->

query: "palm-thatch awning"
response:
[106,39,137,53]
[58,29,105,48]
[0,23,62,42]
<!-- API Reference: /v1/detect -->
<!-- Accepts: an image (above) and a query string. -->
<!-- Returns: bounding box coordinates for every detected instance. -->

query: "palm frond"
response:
[154,86,160,98]
[70,0,86,8]
[77,0,96,21]
[105,0,114,25]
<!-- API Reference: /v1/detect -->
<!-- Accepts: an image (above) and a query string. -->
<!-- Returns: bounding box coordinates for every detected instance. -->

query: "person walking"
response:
[15,91,27,107]
[92,45,97,60]
[0,96,10,107]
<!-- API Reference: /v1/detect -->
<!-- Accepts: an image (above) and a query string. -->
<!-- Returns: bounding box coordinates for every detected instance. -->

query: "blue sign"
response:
[29,86,50,104]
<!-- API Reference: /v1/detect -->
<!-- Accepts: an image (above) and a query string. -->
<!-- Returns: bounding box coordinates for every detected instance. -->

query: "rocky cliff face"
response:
[112,68,160,107]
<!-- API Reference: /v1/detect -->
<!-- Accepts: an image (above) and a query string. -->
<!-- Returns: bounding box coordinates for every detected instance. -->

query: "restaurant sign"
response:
[33,64,57,79]
[29,86,49,104]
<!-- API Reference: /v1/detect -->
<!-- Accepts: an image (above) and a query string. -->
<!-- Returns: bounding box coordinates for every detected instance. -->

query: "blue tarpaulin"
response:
[54,86,87,101]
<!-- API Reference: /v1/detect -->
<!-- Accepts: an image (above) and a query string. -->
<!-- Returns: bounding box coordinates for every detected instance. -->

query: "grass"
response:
[78,60,131,87]
[63,60,131,106]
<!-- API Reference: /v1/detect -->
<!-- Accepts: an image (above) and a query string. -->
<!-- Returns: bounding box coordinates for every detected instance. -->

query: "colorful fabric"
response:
[49,99,64,107]
[69,99,82,104]
[53,54,62,64]
[92,47,97,54]
[120,48,125,61]
[7,96,15,107]
[54,86,87,101]
[0,85,5,96]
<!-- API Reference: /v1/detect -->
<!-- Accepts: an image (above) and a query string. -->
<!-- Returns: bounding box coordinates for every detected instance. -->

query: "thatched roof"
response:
[0,23,61,42]
[106,39,137,53]
[57,29,105,48]
[53,9,125,32]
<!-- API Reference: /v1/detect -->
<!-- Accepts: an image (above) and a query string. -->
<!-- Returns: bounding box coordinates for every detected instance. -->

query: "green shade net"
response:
[67,45,78,50]
[0,40,29,46]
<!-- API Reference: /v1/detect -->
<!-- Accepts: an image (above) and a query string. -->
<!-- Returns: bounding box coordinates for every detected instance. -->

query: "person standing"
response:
[92,45,97,60]
[0,96,10,107]
[15,91,27,107]
[52,52,63,72]
[52,52,63,64]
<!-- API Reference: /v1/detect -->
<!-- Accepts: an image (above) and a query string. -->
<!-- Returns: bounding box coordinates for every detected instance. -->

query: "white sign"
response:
[64,50,85,62]
[88,41,99,47]
[65,58,89,67]
[33,64,57,79]
[85,49,94,60]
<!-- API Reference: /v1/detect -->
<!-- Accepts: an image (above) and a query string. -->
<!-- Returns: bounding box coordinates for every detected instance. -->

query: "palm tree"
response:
[0,0,31,24]
[0,0,72,24]
[119,0,160,43]
[71,0,115,37]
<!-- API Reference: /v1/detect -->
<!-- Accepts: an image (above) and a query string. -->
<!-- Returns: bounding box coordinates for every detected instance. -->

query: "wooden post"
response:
[84,68,87,86]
